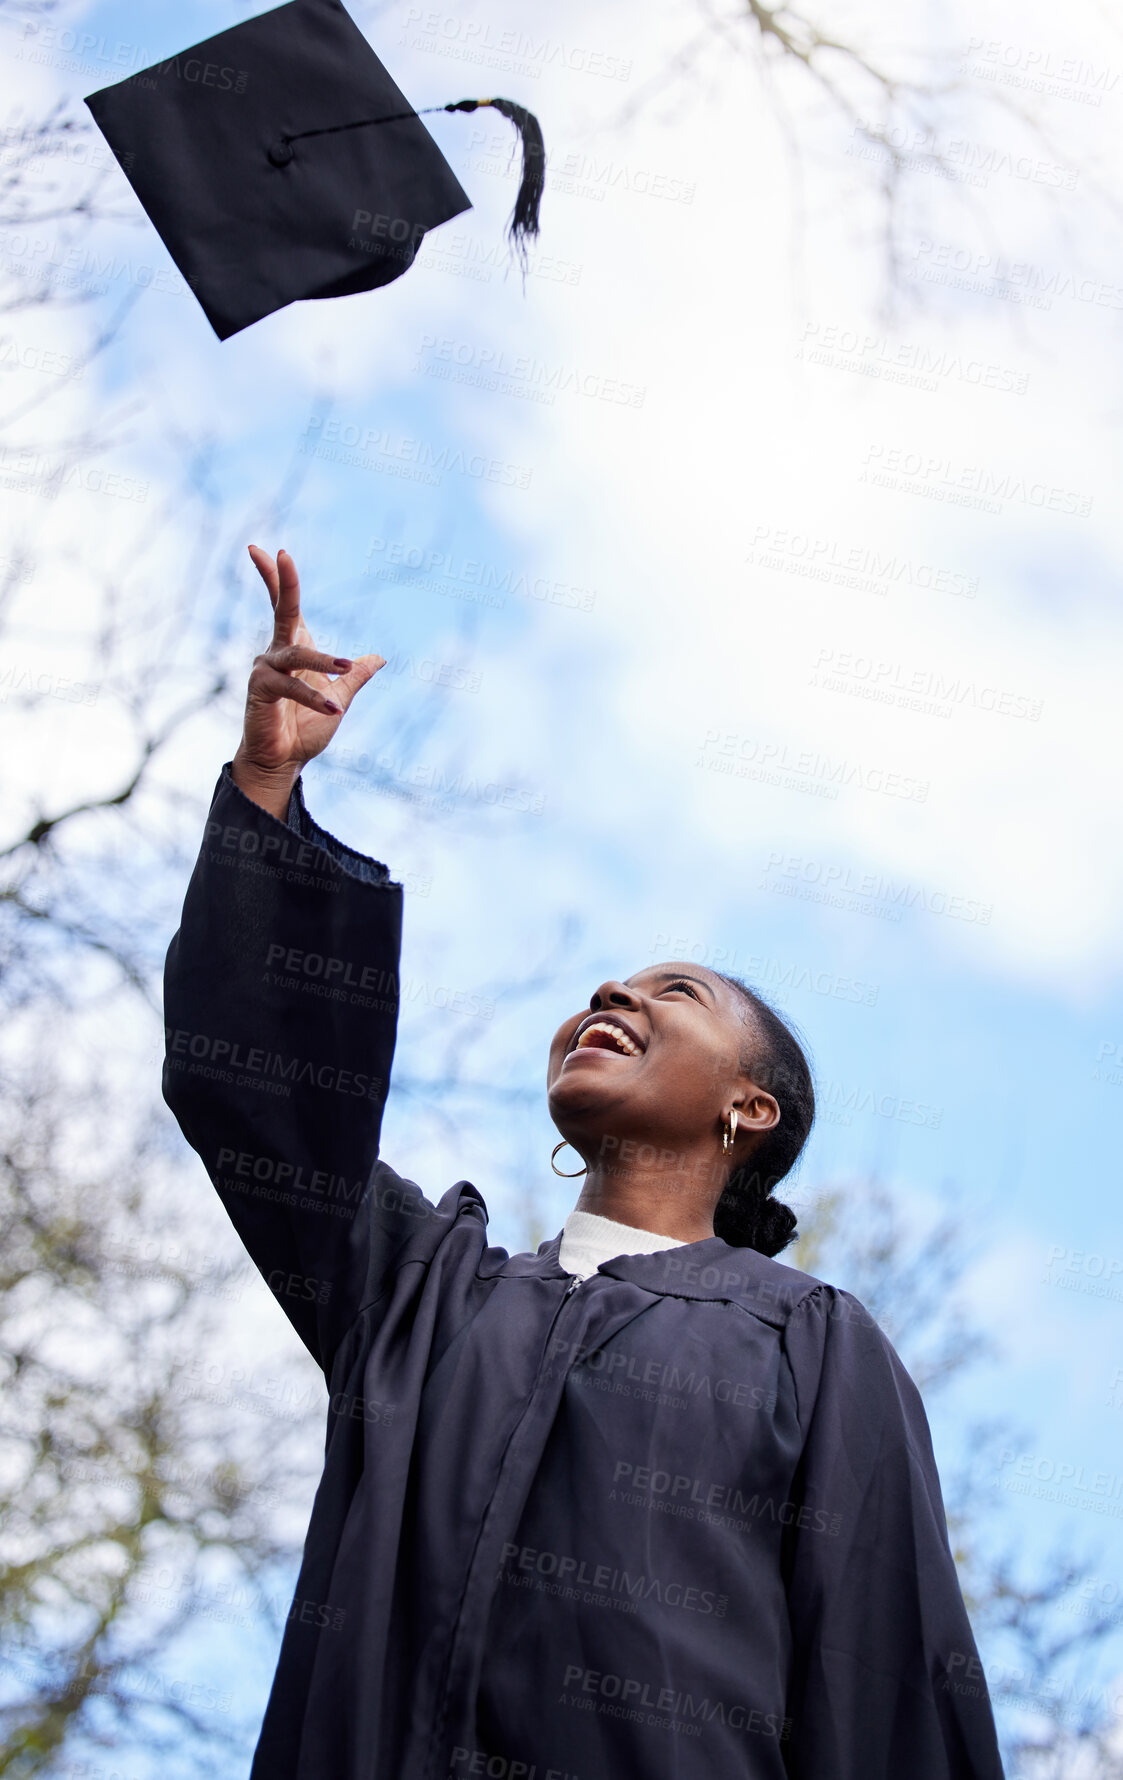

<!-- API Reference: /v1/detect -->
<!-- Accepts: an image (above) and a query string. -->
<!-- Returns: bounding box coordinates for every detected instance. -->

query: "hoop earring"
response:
[722,1109,738,1155]
[551,1141,587,1178]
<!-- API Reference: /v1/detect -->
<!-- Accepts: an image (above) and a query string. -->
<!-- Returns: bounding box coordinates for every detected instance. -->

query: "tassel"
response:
[444,98,545,266]
[277,95,546,267]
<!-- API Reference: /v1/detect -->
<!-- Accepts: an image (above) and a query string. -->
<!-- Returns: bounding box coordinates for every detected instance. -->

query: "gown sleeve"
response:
[780,1285,1005,1780]
[162,763,439,1373]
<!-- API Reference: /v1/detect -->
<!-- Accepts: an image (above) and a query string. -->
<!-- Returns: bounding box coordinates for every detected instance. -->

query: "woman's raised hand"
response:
[231,546,385,819]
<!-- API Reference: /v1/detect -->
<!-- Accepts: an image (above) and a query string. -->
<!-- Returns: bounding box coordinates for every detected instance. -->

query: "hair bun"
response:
[753,1196,798,1258]
[712,1183,798,1257]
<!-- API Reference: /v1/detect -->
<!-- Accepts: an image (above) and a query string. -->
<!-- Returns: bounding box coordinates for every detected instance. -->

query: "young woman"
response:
[163,546,1005,1780]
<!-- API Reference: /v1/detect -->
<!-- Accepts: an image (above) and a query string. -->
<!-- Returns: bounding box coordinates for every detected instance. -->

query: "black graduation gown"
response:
[162,765,1006,1780]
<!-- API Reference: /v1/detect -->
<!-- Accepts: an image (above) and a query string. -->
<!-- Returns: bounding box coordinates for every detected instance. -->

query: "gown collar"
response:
[454,1179,822,1323]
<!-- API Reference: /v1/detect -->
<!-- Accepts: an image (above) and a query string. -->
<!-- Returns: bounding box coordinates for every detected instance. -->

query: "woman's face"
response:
[546,963,777,1173]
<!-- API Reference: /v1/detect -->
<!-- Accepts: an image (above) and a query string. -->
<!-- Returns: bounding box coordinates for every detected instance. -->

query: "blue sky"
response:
[3,0,1123,1761]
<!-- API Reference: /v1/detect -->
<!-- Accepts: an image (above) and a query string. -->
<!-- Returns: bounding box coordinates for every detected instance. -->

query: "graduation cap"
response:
[84,0,545,341]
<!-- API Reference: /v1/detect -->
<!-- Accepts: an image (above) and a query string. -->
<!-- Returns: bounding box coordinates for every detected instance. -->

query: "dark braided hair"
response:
[711,975,815,1258]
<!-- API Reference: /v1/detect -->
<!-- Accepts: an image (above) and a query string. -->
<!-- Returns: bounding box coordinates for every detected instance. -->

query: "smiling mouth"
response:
[569,1018,645,1059]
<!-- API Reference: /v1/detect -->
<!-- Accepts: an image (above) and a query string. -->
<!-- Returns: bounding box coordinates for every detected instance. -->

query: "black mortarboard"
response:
[85,0,545,341]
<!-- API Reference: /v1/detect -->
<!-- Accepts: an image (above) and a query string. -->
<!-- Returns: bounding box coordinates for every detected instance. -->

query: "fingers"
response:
[264,644,355,677]
[247,545,301,646]
[274,550,302,643]
[245,546,387,722]
[248,544,279,602]
[249,660,341,717]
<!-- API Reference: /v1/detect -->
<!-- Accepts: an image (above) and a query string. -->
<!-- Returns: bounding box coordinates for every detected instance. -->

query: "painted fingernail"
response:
[323,700,342,715]
[333,658,353,671]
